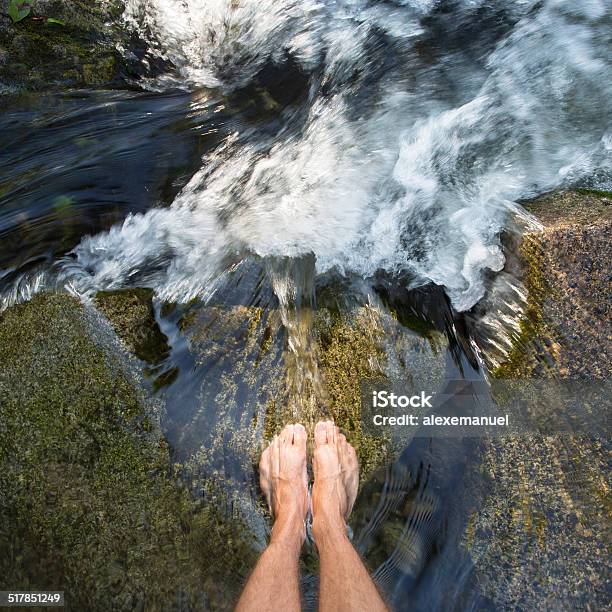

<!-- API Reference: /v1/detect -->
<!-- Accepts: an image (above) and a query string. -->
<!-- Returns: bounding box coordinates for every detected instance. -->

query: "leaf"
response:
[46,17,65,26]
[8,0,30,23]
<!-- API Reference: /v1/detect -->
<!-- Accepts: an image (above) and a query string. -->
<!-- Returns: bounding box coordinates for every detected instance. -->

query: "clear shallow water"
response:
[0,0,611,610]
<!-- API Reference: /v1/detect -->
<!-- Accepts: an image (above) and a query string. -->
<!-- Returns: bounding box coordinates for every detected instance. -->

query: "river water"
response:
[0,0,610,610]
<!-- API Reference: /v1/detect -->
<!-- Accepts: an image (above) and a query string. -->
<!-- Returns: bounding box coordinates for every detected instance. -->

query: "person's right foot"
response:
[311,420,359,537]
[259,423,309,545]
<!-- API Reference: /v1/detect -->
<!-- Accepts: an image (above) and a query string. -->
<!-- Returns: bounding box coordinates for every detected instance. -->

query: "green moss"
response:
[82,56,115,85]
[493,235,551,378]
[574,187,612,199]
[496,188,611,378]
[315,307,390,480]
[0,0,124,90]
[0,293,257,610]
[260,306,391,480]
[94,289,170,365]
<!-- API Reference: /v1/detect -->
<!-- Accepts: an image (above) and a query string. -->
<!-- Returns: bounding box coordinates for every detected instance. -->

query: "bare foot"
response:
[311,420,359,539]
[259,423,309,546]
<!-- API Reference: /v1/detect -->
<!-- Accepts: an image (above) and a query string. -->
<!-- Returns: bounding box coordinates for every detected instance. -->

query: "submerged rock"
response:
[0,293,257,610]
[178,297,447,485]
[463,434,611,610]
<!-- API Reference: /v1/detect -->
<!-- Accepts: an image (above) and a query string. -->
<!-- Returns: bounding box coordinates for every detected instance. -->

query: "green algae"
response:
[0,0,125,90]
[575,187,612,199]
[260,305,391,480]
[315,307,390,481]
[493,234,553,379]
[94,288,170,365]
[463,433,611,609]
[469,190,611,609]
[178,301,391,482]
[0,293,257,611]
[82,55,116,85]
[494,189,611,379]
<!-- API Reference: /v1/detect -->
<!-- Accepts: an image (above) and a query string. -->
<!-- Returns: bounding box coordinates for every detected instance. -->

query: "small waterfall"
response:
[267,254,329,425]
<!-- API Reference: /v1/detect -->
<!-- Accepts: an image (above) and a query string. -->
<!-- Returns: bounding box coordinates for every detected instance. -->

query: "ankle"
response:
[270,509,306,552]
[312,510,347,545]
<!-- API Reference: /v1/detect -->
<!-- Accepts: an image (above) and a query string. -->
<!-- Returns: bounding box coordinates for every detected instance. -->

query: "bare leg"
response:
[312,420,389,612]
[236,424,309,612]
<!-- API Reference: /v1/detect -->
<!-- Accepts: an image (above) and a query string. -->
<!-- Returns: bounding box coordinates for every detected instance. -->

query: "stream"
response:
[1,1,610,610]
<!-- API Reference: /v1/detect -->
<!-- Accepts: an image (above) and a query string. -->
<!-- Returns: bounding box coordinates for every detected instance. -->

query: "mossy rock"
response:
[315,307,390,480]
[521,188,611,228]
[94,288,170,365]
[0,0,128,90]
[261,305,394,484]
[0,293,257,611]
[176,300,392,482]
[494,189,611,379]
[467,190,611,606]
[462,433,611,609]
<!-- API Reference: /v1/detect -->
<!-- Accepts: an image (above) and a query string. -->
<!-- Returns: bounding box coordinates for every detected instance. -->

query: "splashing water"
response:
[266,254,329,420]
[24,0,612,313]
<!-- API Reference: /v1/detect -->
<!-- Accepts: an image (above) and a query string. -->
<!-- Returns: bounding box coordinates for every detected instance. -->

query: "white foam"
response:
[67,0,611,310]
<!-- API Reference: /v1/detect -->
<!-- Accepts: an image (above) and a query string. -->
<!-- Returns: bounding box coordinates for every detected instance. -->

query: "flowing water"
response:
[1,0,611,610]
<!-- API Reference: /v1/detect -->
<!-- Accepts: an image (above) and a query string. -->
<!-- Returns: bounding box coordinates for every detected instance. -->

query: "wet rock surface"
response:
[464,434,611,610]
[94,288,170,364]
[0,293,257,610]
[0,0,132,91]
[495,189,611,379]
[463,190,612,609]
[173,301,396,482]
[0,188,608,610]
[163,295,448,546]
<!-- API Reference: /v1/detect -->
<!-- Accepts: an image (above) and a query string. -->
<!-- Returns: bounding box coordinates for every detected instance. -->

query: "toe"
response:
[259,442,273,510]
[259,443,271,473]
[346,442,358,467]
[325,420,336,444]
[337,433,347,459]
[280,423,294,445]
[292,424,308,488]
[314,421,328,446]
[293,423,307,451]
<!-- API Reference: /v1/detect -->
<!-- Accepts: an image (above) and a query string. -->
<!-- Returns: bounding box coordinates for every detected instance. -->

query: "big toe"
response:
[270,434,280,474]
[259,443,271,473]
[314,421,328,447]
[259,441,273,508]
[342,441,359,515]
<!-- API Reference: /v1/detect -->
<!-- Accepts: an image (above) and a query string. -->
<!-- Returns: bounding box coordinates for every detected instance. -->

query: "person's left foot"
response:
[259,424,309,543]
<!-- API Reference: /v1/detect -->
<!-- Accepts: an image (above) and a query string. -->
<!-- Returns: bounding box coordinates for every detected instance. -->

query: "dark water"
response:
[0,90,211,273]
[1,0,611,610]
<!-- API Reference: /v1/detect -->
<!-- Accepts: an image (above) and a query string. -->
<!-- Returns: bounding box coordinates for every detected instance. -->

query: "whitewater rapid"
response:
[64,0,610,310]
